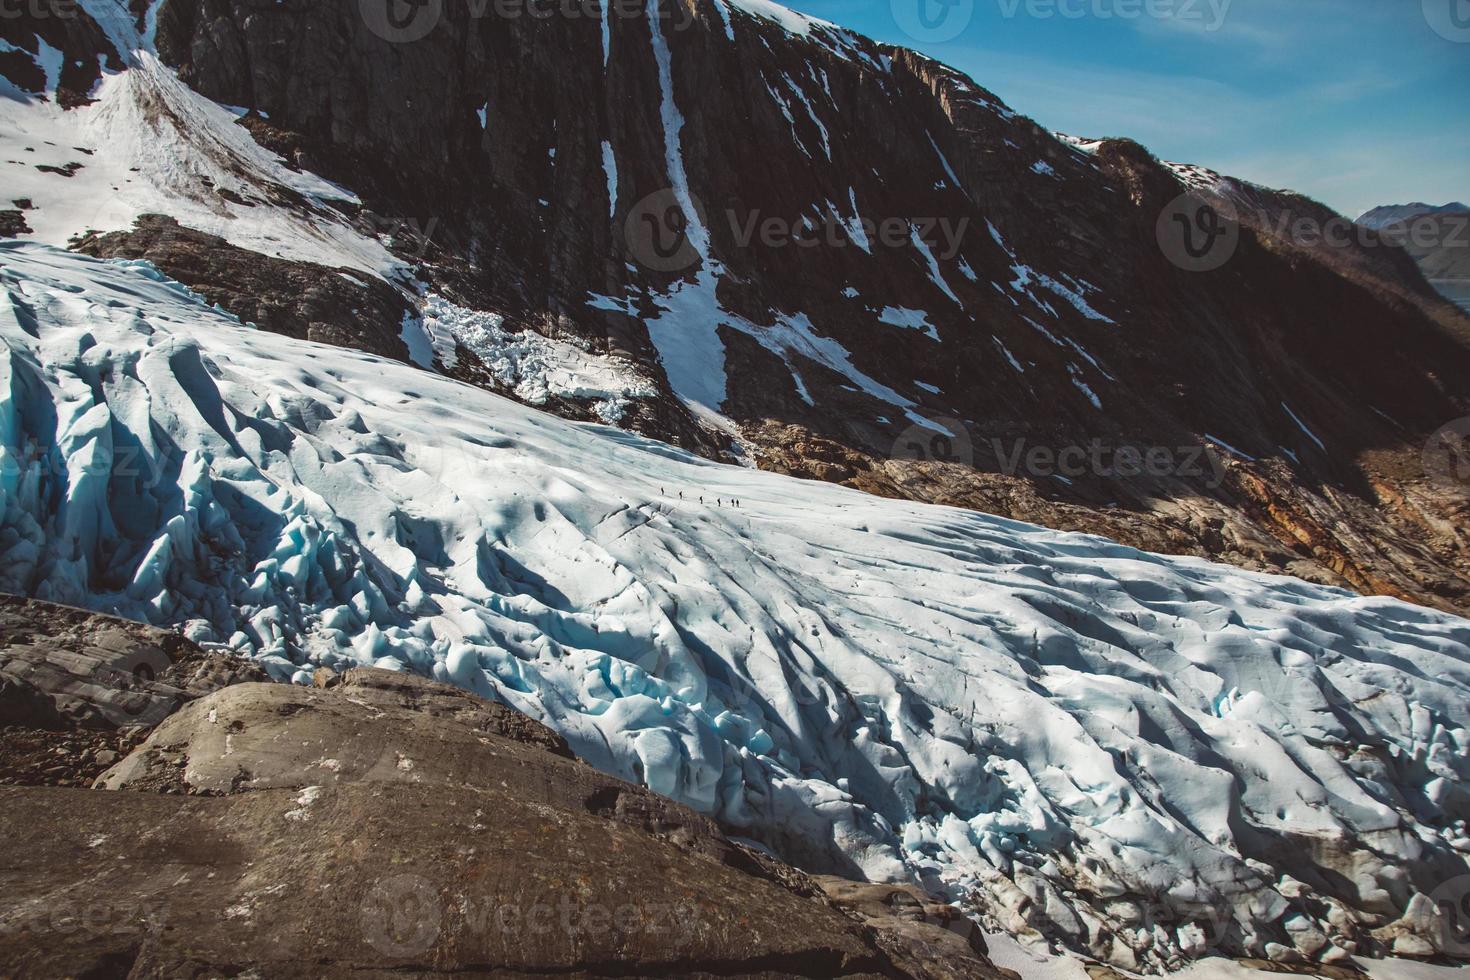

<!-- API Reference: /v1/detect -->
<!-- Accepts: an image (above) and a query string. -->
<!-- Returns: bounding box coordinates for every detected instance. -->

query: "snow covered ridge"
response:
[0,43,401,277]
[4,245,1470,971]
[1163,160,1226,193]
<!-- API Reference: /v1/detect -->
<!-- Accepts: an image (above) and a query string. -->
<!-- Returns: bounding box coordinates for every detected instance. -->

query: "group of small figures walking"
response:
[662,488,741,508]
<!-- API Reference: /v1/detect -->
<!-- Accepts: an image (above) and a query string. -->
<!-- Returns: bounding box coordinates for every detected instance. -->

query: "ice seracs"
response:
[4,243,1469,971]
[410,293,657,424]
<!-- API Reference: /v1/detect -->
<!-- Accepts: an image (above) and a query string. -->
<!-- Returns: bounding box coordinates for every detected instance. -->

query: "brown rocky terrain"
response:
[72,215,417,360]
[0,593,269,785]
[0,595,1016,979]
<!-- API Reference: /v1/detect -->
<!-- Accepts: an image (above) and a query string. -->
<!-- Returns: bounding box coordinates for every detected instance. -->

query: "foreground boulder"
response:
[1,663,1015,978]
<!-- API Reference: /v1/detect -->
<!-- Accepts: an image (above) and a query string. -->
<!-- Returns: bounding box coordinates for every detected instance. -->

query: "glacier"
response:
[2,243,1469,970]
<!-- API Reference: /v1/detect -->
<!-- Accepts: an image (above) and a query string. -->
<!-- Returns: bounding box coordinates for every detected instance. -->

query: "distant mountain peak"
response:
[1357,200,1470,228]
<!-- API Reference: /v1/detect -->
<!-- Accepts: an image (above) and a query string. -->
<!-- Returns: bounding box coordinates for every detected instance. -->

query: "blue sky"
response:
[779,0,1469,219]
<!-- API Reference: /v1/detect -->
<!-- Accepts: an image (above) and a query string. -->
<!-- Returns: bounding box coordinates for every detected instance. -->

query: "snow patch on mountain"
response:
[640,271,731,423]
[988,222,1115,325]
[739,312,946,431]
[833,189,872,253]
[1164,160,1226,193]
[412,294,656,423]
[724,0,879,68]
[1055,133,1104,155]
[1067,364,1102,409]
[993,336,1025,372]
[926,131,969,199]
[710,0,736,40]
[783,74,831,159]
[909,224,962,306]
[727,0,834,38]
[0,50,400,278]
[878,306,940,341]
[399,313,438,370]
[601,141,619,218]
[639,0,734,429]
[762,76,810,157]
[1281,402,1327,454]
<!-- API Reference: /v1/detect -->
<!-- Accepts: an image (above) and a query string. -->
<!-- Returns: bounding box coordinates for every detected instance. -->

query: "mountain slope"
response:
[4,243,1470,971]
[1359,202,1470,232]
[3,0,1469,616]
[1358,202,1470,288]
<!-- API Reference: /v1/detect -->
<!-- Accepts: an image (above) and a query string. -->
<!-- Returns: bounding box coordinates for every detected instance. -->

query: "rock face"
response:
[0,594,269,789]
[0,650,1016,979]
[72,215,415,361]
[0,593,267,734]
[3,0,1468,615]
